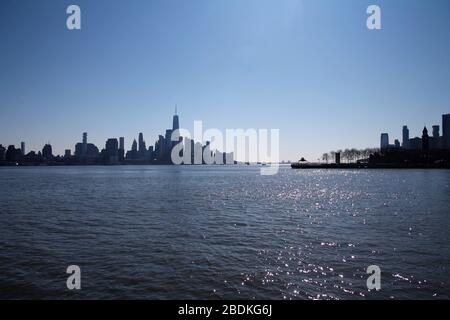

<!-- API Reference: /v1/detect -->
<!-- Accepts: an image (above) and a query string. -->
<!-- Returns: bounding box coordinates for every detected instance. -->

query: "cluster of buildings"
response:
[0,112,234,166]
[380,114,450,151]
[370,113,450,167]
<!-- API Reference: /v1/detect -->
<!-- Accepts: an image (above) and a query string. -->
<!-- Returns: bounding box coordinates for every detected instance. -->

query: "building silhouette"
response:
[422,127,429,151]
[0,110,235,166]
[443,114,450,149]
[119,137,125,151]
[402,126,409,149]
[105,138,119,164]
[173,106,180,131]
[5,145,22,162]
[73,132,100,162]
[82,132,88,155]
[432,125,440,139]
[119,137,125,162]
[380,133,389,150]
[0,145,5,161]
[383,114,450,152]
[138,133,146,159]
[42,144,53,160]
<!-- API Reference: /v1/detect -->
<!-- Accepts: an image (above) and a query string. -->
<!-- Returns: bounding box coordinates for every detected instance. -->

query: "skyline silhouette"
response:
[1,0,450,161]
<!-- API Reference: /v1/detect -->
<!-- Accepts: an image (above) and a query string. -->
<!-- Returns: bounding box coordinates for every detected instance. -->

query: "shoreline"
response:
[291,163,450,169]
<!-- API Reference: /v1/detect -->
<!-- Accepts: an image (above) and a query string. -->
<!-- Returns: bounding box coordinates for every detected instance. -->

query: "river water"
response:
[0,166,449,299]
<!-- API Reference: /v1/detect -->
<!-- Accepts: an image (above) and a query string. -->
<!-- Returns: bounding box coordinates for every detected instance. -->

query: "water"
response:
[0,166,449,300]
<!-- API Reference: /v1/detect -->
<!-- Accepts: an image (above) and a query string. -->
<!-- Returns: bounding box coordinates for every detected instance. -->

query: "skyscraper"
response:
[105,138,119,164]
[380,133,389,150]
[443,114,450,149]
[173,106,180,131]
[138,133,146,156]
[119,137,125,162]
[82,132,88,155]
[402,126,409,149]
[171,109,181,159]
[132,139,138,152]
[21,142,25,155]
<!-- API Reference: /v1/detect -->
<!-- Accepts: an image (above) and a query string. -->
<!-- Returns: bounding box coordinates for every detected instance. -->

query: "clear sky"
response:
[1,0,449,161]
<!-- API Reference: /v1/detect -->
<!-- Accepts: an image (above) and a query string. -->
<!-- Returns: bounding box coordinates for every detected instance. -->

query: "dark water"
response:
[0,166,449,300]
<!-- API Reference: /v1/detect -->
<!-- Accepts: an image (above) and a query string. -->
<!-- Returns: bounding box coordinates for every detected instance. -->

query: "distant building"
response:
[82,132,88,155]
[0,144,5,161]
[430,125,441,149]
[119,137,125,151]
[148,146,154,160]
[42,144,53,160]
[6,145,22,162]
[380,133,389,150]
[422,127,429,151]
[21,142,25,155]
[126,138,139,160]
[432,125,440,139]
[402,126,409,149]
[443,114,450,149]
[165,129,172,148]
[173,108,180,131]
[64,149,71,158]
[394,139,400,149]
[409,137,422,150]
[105,138,119,164]
[75,142,99,158]
[119,137,125,162]
[138,133,146,158]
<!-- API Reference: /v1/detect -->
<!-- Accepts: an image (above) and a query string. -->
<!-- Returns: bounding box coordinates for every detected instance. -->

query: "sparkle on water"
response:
[0,166,449,299]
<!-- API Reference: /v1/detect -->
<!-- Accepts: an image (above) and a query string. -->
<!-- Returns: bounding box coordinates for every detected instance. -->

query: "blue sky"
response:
[1,0,449,161]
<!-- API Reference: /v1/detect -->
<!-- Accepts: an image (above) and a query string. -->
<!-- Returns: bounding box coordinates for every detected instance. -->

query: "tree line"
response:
[321,148,380,164]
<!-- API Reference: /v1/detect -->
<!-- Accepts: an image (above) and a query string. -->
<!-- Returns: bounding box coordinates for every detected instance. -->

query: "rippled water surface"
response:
[0,166,449,299]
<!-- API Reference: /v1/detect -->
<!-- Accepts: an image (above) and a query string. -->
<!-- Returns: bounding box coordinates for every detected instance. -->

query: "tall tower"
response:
[172,106,180,131]
[82,132,88,155]
[119,137,125,161]
[138,133,146,155]
[422,127,429,151]
[402,126,409,149]
[119,137,125,151]
[21,142,25,155]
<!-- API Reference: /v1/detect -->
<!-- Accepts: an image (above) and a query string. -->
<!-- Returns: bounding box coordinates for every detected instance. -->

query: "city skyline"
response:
[3,112,449,165]
[1,0,450,161]
[0,110,236,165]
